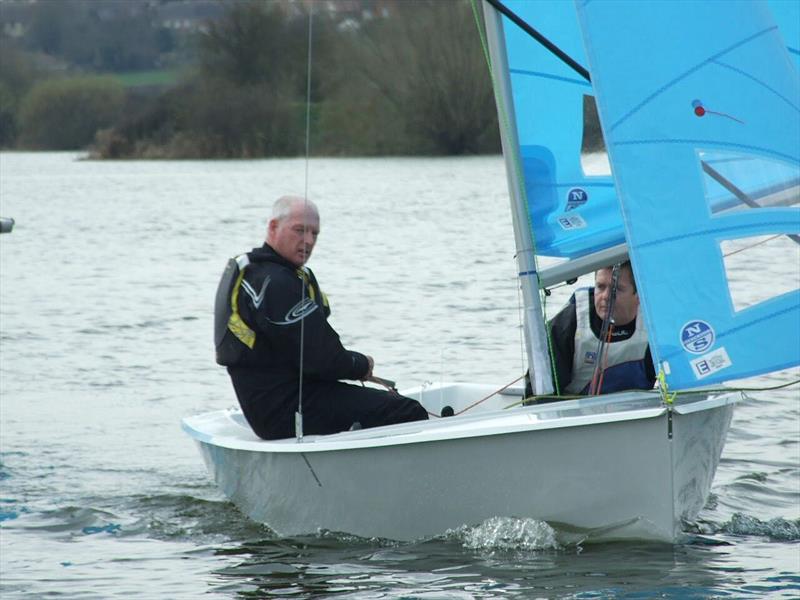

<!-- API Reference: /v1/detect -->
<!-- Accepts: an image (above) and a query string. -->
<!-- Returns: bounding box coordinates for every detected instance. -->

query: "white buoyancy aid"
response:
[565,288,649,395]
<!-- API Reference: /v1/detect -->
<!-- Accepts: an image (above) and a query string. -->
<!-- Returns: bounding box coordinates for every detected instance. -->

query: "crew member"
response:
[215,195,428,439]
[546,261,655,396]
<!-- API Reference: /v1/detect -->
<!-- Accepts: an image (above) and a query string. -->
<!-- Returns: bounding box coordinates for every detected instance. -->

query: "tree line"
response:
[0,0,502,158]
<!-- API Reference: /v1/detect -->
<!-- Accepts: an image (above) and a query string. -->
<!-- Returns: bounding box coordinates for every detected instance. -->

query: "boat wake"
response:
[695,513,800,541]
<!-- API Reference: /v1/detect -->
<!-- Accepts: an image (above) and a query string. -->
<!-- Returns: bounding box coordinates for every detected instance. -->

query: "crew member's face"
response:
[594,267,639,325]
[269,204,320,267]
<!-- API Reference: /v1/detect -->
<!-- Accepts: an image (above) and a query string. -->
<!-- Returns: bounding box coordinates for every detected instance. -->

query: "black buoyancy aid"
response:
[213,247,330,367]
[214,254,253,366]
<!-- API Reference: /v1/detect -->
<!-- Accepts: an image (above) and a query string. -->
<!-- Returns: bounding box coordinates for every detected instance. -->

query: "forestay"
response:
[575,0,800,389]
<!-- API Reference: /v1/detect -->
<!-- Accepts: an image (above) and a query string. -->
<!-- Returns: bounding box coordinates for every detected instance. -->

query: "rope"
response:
[453,374,526,416]
[507,377,800,409]
[657,368,676,405]
[588,264,620,395]
[591,323,614,394]
[412,375,528,418]
[675,378,800,394]
[723,234,784,257]
[295,6,315,441]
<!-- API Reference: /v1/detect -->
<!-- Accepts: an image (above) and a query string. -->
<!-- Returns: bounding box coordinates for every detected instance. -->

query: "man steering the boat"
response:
[214,195,428,440]
[539,261,656,397]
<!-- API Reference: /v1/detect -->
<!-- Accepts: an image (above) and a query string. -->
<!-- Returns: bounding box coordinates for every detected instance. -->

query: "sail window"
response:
[700,150,800,216]
[580,95,611,176]
[721,235,800,312]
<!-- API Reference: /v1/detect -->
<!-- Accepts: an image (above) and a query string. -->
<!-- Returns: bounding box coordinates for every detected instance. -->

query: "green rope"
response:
[504,377,800,410]
[672,377,800,395]
[657,368,676,405]
[469,0,562,396]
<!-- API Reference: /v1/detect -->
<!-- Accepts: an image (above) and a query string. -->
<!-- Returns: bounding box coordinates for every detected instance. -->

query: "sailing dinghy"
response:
[183,0,799,542]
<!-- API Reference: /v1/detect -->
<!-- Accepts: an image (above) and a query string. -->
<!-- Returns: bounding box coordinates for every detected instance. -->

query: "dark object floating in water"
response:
[0,217,14,234]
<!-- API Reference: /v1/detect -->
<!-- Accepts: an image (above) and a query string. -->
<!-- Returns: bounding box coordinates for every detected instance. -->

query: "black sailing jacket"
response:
[224,243,370,431]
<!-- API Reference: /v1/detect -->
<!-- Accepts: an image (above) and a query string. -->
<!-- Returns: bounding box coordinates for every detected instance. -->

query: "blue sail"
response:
[501,0,621,258]
[575,0,800,389]
[770,0,800,72]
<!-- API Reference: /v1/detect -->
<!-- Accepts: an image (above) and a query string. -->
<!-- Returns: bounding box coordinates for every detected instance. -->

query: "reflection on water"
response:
[0,152,798,599]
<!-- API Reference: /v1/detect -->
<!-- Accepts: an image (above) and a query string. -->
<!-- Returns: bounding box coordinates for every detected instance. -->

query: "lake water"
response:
[0,152,798,599]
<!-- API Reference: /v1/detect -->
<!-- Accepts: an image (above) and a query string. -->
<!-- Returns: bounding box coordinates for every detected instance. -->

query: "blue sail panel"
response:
[770,0,800,72]
[575,0,800,389]
[502,0,623,258]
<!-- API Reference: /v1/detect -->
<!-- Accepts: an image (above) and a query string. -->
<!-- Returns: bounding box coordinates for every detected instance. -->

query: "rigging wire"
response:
[722,233,785,257]
[296,5,315,442]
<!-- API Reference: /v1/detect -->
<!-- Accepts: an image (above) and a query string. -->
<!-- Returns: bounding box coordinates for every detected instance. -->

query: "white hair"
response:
[271,195,318,222]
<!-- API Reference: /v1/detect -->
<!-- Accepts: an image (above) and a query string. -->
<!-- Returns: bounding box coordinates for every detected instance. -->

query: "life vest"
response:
[213,251,331,367]
[565,288,650,395]
[214,254,254,366]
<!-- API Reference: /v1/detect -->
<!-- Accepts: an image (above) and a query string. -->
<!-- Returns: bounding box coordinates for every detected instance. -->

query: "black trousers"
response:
[238,379,429,440]
[301,381,429,436]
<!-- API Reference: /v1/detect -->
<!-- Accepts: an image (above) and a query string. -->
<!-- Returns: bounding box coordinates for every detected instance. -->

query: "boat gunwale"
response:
[181,387,742,453]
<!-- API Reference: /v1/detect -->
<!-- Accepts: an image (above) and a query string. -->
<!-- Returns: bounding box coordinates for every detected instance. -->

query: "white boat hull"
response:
[183,384,739,542]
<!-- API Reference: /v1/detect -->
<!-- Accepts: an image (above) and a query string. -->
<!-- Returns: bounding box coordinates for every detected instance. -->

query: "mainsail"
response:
[575,0,800,389]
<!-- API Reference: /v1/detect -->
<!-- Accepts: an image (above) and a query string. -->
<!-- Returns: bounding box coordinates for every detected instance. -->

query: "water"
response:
[0,152,798,599]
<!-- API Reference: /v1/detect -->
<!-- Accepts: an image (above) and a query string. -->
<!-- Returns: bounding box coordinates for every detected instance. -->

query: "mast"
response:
[482,2,554,396]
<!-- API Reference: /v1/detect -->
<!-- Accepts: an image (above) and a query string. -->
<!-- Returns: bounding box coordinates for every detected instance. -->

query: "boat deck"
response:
[182,382,741,453]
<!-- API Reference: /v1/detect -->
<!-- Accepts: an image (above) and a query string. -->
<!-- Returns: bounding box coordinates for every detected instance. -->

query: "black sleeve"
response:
[548,301,577,393]
[247,268,369,381]
[644,345,657,388]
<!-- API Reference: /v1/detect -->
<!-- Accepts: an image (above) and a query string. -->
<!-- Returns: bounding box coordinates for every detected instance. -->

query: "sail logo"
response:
[557,214,587,230]
[690,347,732,379]
[680,320,715,354]
[566,188,588,211]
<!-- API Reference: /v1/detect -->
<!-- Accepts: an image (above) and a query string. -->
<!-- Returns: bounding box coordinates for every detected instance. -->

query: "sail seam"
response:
[610,26,779,132]
[532,181,615,188]
[712,59,800,113]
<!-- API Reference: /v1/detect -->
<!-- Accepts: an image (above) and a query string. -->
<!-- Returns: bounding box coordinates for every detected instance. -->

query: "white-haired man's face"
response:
[268,203,320,267]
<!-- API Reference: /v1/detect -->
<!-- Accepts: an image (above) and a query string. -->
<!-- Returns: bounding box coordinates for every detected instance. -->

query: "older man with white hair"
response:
[214,195,428,439]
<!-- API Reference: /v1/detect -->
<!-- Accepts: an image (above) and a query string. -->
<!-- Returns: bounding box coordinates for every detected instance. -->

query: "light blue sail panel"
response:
[575,0,800,389]
[770,0,800,72]
[501,0,623,258]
